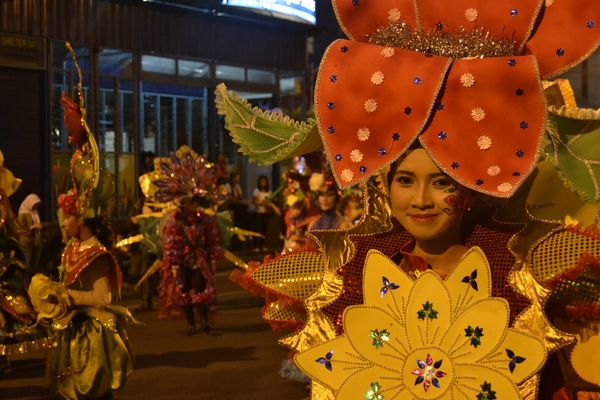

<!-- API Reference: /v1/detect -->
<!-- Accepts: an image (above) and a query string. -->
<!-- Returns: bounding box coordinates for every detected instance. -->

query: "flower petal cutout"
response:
[444,247,492,314]
[502,329,547,384]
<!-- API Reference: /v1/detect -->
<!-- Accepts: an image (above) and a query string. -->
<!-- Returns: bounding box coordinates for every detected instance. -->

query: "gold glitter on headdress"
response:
[368,23,517,59]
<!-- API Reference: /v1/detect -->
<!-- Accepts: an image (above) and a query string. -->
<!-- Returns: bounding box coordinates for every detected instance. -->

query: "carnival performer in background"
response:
[307,172,351,232]
[17,193,43,269]
[138,146,224,335]
[0,150,49,373]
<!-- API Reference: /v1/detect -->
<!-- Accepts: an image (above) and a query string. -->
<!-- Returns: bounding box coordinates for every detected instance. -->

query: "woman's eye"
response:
[395,176,413,185]
[433,178,452,188]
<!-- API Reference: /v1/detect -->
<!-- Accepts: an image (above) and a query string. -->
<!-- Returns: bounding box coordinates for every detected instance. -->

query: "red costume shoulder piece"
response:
[61,240,122,292]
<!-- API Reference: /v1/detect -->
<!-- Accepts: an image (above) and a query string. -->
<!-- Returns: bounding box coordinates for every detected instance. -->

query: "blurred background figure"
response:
[252,175,280,251]
[17,193,43,269]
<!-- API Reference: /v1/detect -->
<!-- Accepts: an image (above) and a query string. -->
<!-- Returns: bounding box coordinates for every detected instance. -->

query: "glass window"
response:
[142,55,176,75]
[142,94,158,153]
[191,98,206,155]
[178,60,211,79]
[215,64,245,81]
[160,96,175,153]
[176,97,190,148]
[247,68,275,85]
[121,89,134,152]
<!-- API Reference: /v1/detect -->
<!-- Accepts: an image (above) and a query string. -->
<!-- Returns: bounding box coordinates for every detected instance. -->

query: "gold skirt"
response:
[46,306,134,400]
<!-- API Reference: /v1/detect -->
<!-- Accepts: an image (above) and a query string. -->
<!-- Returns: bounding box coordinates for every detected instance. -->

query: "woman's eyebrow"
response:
[394,170,415,177]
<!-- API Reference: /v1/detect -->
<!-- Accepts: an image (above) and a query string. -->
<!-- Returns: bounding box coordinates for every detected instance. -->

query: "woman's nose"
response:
[411,185,434,209]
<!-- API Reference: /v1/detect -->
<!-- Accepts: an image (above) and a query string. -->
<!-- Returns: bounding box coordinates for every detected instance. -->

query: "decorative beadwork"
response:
[497,182,513,193]
[460,73,476,87]
[520,121,529,129]
[327,102,335,110]
[477,381,497,400]
[587,20,596,29]
[471,107,486,122]
[330,75,337,83]
[510,9,518,16]
[515,88,524,96]
[335,154,342,161]
[381,47,395,57]
[436,103,445,111]
[380,276,400,298]
[365,99,378,113]
[404,107,412,115]
[315,350,334,371]
[465,8,478,22]
[360,165,367,173]
[515,149,524,158]
[341,45,349,53]
[477,136,492,150]
[413,76,423,85]
[369,329,391,349]
[357,127,371,141]
[546,0,554,7]
[475,179,484,186]
[451,162,460,170]
[327,126,335,134]
[508,59,517,67]
[465,326,484,348]
[378,148,387,156]
[512,171,521,177]
[556,48,565,57]
[411,354,446,392]
[371,71,384,85]
[388,8,401,22]
[438,131,447,140]
[352,0,359,6]
[392,132,400,141]
[487,165,501,176]
[417,301,438,320]
[506,348,526,373]
[341,169,354,182]
[365,382,384,400]
[461,269,479,290]
[350,149,364,163]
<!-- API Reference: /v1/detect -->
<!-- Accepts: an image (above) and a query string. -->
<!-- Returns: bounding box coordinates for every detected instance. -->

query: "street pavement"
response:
[0,260,310,400]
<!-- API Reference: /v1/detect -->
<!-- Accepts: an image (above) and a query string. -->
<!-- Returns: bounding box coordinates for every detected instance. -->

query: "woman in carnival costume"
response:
[216,0,600,398]
[28,51,134,398]
[138,146,224,335]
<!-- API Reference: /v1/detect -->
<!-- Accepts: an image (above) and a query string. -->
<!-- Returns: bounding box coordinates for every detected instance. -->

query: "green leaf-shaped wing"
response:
[215,83,321,165]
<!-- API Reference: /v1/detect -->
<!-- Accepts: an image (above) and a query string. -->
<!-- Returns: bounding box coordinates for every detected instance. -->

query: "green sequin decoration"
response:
[477,381,497,400]
[464,325,484,348]
[369,329,390,349]
[365,381,383,400]
[417,301,438,320]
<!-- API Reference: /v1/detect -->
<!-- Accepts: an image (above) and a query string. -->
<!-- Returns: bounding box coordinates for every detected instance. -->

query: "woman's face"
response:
[390,149,469,242]
[61,213,80,238]
[258,177,268,190]
[318,191,337,212]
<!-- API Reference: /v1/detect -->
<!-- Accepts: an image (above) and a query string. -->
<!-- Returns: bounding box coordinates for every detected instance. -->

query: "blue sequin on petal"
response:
[327,102,335,110]
[392,132,400,141]
[508,59,517,67]
[512,171,521,177]
[520,121,528,129]
[352,0,359,6]
[404,107,412,115]
[341,46,349,53]
[378,148,387,156]
[360,165,367,173]
[436,103,445,111]
[413,76,422,85]
[438,131,447,140]
[510,9,518,16]
[327,126,335,134]
[516,150,525,158]
[475,179,484,186]
[556,48,565,57]
[515,88,524,96]
[451,162,459,170]
[330,75,337,83]
[335,154,342,161]
[587,20,596,29]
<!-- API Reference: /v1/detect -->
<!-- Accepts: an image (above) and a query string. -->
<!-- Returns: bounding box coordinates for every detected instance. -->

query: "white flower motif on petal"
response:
[471,107,486,122]
[357,128,370,141]
[371,71,384,86]
[341,169,354,183]
[546,0,554,6]
[487,165,501,176]
[477,136,492,150]
[465,8,478,22]
[365,99,378,113]
[381,47,395,58]
[350,149,364,163]
[460,73,475,88]
[388,8,401,22]
[497,182,513,193]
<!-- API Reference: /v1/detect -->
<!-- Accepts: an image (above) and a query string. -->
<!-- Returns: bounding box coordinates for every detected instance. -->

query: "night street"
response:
[0,264,309,400]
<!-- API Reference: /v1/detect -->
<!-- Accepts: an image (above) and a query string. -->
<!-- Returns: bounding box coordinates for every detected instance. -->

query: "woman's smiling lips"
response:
[408,213,439,222]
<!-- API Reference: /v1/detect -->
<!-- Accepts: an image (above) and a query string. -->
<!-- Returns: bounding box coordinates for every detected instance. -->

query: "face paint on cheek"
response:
[442,195,458,215]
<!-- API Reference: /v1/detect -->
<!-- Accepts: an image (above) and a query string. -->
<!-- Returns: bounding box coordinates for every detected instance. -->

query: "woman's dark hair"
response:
[257,175,269,191]
[83,217,114,249]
